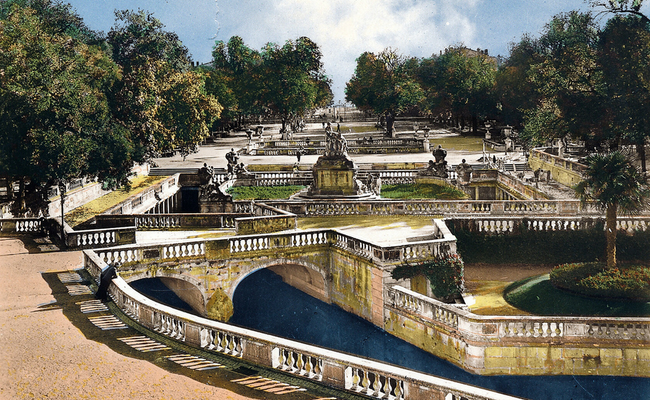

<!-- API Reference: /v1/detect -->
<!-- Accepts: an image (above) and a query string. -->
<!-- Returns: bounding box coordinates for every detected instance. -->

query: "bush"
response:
[550,262,650,301]
[392,254,465,302]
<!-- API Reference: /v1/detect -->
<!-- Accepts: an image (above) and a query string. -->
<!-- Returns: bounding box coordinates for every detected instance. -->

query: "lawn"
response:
[504,274,650,317]
[65,175,168,228]
[226,185,306,200]
[381,183,468,200]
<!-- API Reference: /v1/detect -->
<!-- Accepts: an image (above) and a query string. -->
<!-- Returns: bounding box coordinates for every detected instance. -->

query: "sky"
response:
[63,0,594,102]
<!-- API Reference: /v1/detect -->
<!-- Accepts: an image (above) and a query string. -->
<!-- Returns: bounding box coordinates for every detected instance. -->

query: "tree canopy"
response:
[345,46,497,135]
[207,36,332,131]
[345,48,424,130]
[0,4,123,212]
[0,2,221,216]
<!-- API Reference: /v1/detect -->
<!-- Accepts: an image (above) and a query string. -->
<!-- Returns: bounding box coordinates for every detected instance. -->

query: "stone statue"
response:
[455,159,473,184]
[366,173,382,196]
[424,145,449,178]
[198,163,232,201]
[325,128,349,158]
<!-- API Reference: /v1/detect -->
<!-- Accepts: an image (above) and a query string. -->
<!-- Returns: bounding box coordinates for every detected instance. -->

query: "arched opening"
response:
[266,263,328,303]
[129,277,205,316]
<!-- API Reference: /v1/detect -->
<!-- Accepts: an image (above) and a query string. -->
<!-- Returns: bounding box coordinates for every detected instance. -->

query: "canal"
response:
[131,269,650,400]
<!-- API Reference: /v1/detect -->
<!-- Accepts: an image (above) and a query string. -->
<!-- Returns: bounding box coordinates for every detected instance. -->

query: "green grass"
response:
[381,183,468,200]
[504,274,650,316]
[428,136,486,152]
[226,185,306,200]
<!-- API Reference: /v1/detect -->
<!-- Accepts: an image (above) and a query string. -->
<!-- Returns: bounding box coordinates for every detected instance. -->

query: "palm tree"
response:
[575,151,649,267]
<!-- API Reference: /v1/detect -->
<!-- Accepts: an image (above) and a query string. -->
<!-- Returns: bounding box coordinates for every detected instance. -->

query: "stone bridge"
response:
[96,221,456,324]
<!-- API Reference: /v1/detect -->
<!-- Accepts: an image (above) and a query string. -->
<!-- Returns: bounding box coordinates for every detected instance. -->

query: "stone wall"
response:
[528,149,585,187]
[384,286,650,377]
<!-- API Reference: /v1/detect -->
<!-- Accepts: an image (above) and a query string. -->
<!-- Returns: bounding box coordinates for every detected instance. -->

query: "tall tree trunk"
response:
[605,202,618,268]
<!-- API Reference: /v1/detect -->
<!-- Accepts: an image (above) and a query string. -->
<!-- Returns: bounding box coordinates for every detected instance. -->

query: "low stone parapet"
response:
[385,285,650,376]
[88,252,524,400]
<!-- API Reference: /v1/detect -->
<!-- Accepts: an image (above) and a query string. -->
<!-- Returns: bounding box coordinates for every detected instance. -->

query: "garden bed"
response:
[550,262,650,302]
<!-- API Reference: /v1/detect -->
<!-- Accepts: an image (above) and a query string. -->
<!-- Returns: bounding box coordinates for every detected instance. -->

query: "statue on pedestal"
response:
[424,145,449,178]
[455,159,473,184]
[198,163,231,201]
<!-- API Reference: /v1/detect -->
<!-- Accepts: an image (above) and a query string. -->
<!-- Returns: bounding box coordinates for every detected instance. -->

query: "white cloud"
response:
[217,0,480,101]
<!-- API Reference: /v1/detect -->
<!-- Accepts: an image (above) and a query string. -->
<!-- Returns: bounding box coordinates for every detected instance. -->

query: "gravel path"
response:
[0,237,252,400]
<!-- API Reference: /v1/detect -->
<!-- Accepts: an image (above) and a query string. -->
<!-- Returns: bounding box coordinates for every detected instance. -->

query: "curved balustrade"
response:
[345,366,405,400]
[272,347,323,380]
[388,286,650,343]
[91,256,523,400]
[200,327,244,357]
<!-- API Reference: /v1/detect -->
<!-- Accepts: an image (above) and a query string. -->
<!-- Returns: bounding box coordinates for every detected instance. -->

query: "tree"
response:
[423,46,497,134]
[0,4,124,216]
[589,0,649,23]
[520,12,607,147]
[346,48,423,135]
[259,37,333,133]
[210,36,262,128]
[575,152,649,267]
[107,10,220,162]
[599,15,650,172]
[495,35,543,127]
[0,0,104,45]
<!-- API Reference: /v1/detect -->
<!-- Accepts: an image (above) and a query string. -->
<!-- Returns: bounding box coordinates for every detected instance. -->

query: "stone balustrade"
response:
[266,198,623,217]
[87,253,523,400]
[387,285,650,375]
[94,221,454,268]
[0,218,43,233]
[389,285,650,343]
[446,216,650,235]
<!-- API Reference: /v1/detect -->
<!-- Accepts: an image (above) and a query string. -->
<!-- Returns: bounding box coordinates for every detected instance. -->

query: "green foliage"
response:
[504,274,650,316]
[226,185,306,200]
[208,36,332,130]
[345,48,424,116]
[107,10,221,162]
[0,5,123,194]
[520,11,606,146]
[392,254,465,300]
[453,225,650,265]
[575,152,650,212]
[380,183,468,200]
[423,46,498,132]
[550,262,650,301]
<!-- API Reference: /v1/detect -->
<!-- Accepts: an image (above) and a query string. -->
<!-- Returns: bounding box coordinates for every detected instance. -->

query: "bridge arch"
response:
[124,272,207,316]
[229,259,330,304]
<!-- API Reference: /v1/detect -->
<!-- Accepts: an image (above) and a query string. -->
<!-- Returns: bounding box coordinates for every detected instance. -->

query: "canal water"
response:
[132,270,649,400]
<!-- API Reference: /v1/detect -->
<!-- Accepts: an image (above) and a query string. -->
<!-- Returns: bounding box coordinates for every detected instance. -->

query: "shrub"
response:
[550,262,650,301]
[392,254,465,302]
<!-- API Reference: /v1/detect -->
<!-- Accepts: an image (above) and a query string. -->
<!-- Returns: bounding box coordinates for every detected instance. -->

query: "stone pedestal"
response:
[308,157,360,197]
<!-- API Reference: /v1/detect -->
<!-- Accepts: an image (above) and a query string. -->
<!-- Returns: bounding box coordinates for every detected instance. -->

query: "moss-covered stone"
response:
[206,288,233,321]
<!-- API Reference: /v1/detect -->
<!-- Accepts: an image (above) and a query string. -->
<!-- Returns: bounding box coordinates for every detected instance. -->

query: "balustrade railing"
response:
[0,218,43,233]
[388,286,650,343]
[446,216,650,235]
[87,253,523,400]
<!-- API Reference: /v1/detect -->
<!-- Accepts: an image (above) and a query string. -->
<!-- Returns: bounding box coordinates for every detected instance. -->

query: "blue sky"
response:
[64,0,595,102]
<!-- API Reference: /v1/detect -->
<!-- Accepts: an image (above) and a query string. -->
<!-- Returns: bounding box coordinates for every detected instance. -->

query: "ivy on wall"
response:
[392,254,465,302]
